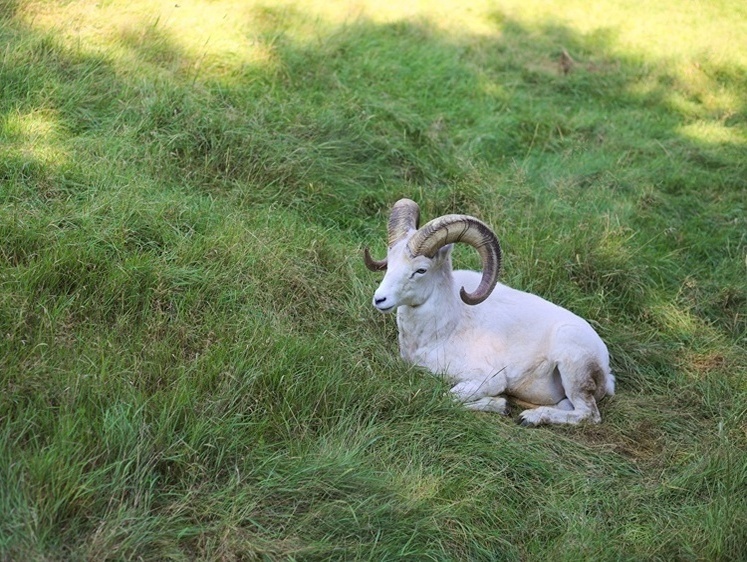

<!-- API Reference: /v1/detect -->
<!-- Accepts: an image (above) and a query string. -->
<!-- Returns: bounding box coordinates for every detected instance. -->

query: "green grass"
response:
[1,0,746,559]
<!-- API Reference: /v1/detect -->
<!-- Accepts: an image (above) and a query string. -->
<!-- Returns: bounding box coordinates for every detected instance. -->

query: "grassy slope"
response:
[1,0,745,559]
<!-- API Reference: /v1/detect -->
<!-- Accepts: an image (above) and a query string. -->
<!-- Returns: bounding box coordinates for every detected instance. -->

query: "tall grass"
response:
[1,0,745,559]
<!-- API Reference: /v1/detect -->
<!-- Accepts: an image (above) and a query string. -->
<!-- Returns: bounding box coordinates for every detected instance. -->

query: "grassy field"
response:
[1,0,745,559]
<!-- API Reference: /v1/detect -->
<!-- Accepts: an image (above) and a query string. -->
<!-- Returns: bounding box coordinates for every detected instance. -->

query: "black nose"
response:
[375,297,387,305]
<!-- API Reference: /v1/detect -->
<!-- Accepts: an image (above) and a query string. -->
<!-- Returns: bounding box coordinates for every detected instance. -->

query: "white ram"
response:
[364,198,615,426]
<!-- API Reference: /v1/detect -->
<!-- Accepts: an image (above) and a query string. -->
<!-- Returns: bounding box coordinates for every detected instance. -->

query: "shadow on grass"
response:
[4,5,745,198]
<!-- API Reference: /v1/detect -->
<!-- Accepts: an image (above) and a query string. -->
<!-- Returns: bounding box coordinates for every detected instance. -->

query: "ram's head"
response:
[364,199,503,311]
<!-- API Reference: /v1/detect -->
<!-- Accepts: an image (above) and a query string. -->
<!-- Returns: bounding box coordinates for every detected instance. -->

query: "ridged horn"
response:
[387,198,420,248]
[363,198,421,272]
[363,247,387,271]
[407,214,502,305]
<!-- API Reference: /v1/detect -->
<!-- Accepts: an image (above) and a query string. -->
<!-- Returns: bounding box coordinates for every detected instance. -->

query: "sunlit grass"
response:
[679,120,746,146]
[493,0,747,63]
[1,109,68,166]
[23,0,747,66]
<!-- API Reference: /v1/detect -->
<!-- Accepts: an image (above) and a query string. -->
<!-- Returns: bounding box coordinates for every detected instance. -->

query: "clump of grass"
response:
[1,0,746,560]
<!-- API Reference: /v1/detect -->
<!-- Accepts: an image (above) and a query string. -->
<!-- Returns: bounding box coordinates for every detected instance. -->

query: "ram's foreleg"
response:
[463,396,509,414]
[450,375,509,415]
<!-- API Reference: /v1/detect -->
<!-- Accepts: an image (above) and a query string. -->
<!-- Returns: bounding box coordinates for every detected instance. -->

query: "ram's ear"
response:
[434,244,454,262]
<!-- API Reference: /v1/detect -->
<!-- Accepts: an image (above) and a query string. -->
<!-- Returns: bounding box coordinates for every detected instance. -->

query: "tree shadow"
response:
[4,5,745,198]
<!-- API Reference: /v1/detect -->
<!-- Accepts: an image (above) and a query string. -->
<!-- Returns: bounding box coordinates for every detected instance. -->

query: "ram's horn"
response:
[363,198,421,272]
[363,247,387,271]
[407,214,502,305]
[387,198,420,247]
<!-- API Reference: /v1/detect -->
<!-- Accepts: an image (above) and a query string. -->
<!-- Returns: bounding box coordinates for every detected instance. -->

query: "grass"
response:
[1,0,745,559]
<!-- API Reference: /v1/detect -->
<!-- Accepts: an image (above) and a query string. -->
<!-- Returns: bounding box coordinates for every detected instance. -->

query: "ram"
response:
[364,199,615,426]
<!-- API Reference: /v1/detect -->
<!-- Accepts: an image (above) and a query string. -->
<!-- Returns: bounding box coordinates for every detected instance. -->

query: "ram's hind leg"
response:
[518,359,606,426]
[518,396,599,426]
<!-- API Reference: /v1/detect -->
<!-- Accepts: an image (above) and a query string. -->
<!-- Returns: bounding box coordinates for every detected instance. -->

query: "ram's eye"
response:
[413,268,427,276]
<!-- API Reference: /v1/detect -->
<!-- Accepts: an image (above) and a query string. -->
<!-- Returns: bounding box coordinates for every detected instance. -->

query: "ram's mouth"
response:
[376,305,395,313]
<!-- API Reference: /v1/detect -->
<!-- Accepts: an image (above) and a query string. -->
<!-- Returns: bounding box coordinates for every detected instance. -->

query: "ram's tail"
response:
[605,370,616,397]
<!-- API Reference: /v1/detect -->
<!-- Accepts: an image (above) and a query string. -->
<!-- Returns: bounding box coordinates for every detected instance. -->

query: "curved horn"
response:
[363,247,387,271]
[407,214,502,305]
[363,199,421,272]
[387,198,420,247]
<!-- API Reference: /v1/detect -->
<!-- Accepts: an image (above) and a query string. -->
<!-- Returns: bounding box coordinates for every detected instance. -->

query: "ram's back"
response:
[450,270,608,367]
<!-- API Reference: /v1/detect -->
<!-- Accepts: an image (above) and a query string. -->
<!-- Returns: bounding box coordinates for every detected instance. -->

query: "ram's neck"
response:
[396,273,463,365]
